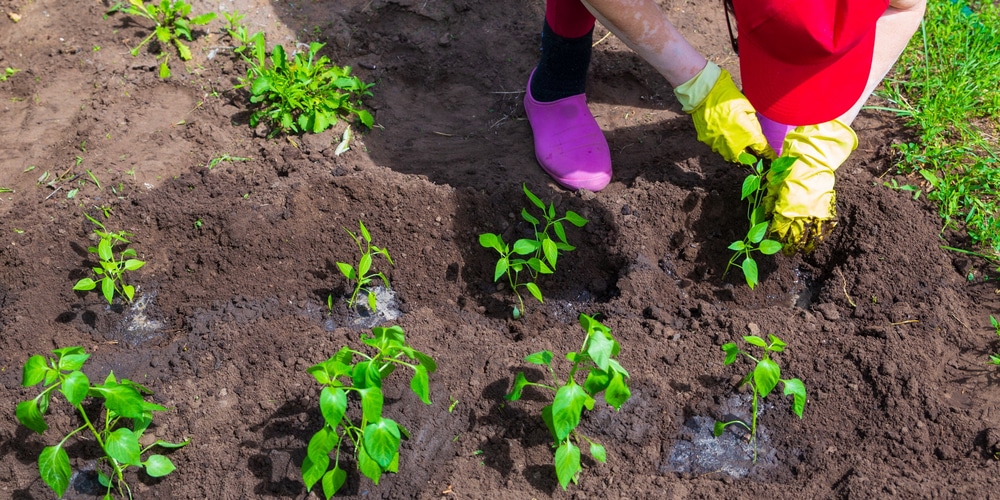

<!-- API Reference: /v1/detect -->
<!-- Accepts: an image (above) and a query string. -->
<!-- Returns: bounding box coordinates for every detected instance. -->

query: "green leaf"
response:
[758,239,783,255]
[357,445,383,484]
[552,382,588,441]
[604,370,631,410]
[363,418,401,469]
[91,383,145,419]
[554,440,581,490]
[144,454,176,477]
[564,210,588,227]
[744,336,767,348]
[583,368,610,395]
[754,358,781,397]
[506,372,529,401]
[123,259,145,271]
[123,284,136,302]
[39,445,71,498]
[492,258,508,282]
[410,364,431,405]
[741,175,761,200]
[586,330,614,372]
[358,253,372,278]
[98,237,113,261]
[783,378,807,418]
[524,350,553,366]
[713,420,727,437]
[301,453,326,492]
[521,207,539,225]
[590,441,607,463]
[321,466,347,499]
[512,238,540,255]
[61,370,90,406]
[747,221,769,244]
[191,12,216,24]
[176,40,192,61]
[737,151,757,166]
[721,343,739,365]
[523,184,545,211]
[541,238,559,269]
[767,334,787,352]
[22,355,49,386]
[728,240,746,251]
[742,256,758,289]
[320,387,347,429]
[359,387,384,423]
[251,75,272,96]
[306,426,337,475]
[101,277,115,303]
[336,262,355,280]
[73,277,97,291]
[150,438,190,449]
[478,233,500,250]
[524,282,543,303]
[106,428,142,466]
[16,399,47,434]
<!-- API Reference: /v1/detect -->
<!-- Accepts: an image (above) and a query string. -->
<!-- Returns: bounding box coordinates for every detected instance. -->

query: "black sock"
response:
[530,21,593,102]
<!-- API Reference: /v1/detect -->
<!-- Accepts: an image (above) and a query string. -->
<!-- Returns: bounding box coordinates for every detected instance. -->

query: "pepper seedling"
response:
[15,346,189,499]
[506,313,631,489]
[336,219,394,313]
[73,214,146,304]
[714,334,807,462]
[988,315,1000,365]
[302,325,436,498]
[479,184,588,318]
[725,153,796,289]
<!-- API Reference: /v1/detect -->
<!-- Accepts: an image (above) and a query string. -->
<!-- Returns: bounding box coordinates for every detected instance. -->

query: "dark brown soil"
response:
[2,0,1000,498]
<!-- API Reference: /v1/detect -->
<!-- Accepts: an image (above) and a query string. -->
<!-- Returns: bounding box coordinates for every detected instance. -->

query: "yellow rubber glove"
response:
[674,62,775,162]
[765,119,858,254]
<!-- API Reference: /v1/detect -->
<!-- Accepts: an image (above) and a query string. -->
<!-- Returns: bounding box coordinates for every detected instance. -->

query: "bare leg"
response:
[579,0,706,87]
[838,0,927,124]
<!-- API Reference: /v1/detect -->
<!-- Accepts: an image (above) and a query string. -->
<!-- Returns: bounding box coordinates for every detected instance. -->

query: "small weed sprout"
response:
[16,347,190,499]
[479,184,588,318]
[506,314,631,489]
[238,33,375,136]
[109,0,217,78]
[302,326,436,498]
[73,214,146,304]
[988,315,1000,365]
[725,153,795,289]
[336,220,393,312]
[0,66,20,82]
[714,334,807,462]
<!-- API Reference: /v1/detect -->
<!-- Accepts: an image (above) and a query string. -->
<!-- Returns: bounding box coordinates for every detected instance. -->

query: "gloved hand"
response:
[765,119,858,253]
[674,62,775,162]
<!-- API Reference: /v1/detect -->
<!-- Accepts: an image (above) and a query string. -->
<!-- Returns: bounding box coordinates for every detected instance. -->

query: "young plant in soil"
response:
[336,220,394,313]
[714,334,807,462]
[302,325,436,498]
[73,214,146,305]
[108,0,217,79]
[988,315,1000,365]
[15,346,190,499]
[725,153,796,289]
[479,184,588,318]
[238,33,374,136]
[506,313,631,489]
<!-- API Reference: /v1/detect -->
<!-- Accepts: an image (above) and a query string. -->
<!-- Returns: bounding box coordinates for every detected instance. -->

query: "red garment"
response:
[545,0,595,39]
[733,0,890,125]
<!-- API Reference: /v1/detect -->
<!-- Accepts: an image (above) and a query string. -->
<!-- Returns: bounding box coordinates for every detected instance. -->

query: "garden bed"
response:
[2,0,999,498]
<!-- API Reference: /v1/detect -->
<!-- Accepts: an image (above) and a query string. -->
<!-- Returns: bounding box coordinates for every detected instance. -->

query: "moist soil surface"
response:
[2,0,1000,498]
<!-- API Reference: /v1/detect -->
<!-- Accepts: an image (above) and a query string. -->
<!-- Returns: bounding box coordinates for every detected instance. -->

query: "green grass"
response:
[875,0,1000,262]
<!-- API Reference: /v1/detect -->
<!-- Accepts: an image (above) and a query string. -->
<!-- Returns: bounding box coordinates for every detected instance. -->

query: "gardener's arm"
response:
[580,0,773,161]
[839,0,927,124]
